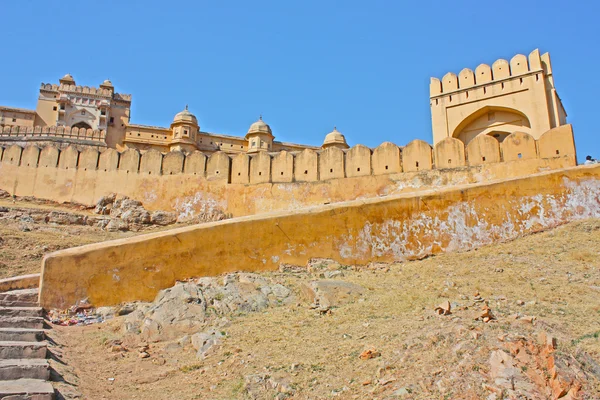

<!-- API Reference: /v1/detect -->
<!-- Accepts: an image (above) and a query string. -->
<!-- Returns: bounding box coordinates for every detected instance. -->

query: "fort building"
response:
[0,74,320,154]
[1,49,570,158]
[0,49,576,201]
[430,49,566,146]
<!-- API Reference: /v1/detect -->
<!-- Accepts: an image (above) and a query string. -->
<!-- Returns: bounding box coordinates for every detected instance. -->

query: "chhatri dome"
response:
[59,73,75,84]
[322,127,349,149]
[246,115,273,137]
[100,79,113,87]
[172,105,198,126]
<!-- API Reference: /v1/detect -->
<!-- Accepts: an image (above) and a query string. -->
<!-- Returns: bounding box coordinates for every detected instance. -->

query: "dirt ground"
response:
[1,200,600,399]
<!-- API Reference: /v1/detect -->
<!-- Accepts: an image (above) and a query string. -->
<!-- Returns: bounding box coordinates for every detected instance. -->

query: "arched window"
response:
[72,121,92,130]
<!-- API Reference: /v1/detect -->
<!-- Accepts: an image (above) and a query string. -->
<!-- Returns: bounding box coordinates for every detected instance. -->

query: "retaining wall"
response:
[39,163,600,308]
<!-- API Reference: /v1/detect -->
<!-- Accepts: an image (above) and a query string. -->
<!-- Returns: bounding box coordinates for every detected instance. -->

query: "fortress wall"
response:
[21,146,41,168]
[118,148,140,173]
[206,152,230,181]
[319,147,345,180]
[184,151,206,176]
[295,149,318,182]
[501,131,538,162]
[466,135,501,166]
[372,142,402,175]
[231,153,250,184]
[271,151,294,183]
[433,138,465,169]
[161,151,184,175]
[537,125,576,162]
[345,145,372,177]
[58,146,79,169]
[250,152,271,184]
[403,140,433,172]
[39,163,600,308]
[139,149,163,175]
[0,126,578,217]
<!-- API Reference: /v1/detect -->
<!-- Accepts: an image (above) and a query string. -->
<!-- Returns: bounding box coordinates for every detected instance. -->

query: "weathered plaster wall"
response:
[39,164,600,308]
[0,126,577,219]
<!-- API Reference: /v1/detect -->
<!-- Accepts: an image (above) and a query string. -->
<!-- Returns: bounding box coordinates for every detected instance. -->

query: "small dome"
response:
[101,79,113,87]
[172,105,198,125]
[60,73,75,82]
[246,116,272,136]
[323,127,348,148]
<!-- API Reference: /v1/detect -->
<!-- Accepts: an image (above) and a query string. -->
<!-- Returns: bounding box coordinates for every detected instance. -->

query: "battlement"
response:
[0,125,575,182]
[0,125,106,142]
[39,83,132,102]
[430,49,552,97]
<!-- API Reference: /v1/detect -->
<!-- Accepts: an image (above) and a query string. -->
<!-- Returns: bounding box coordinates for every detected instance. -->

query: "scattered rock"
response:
[323,270,344,279]
[475,304,496,323]
[150,210,177,226]
[434,300,452,316]
[192,329,223,358]
[392,387,411,397]
[359,349,380,360]
[300,280,364,309]
[106,219,129,232]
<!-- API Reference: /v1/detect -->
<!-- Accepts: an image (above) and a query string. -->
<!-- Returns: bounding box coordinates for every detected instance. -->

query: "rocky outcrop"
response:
[94,193,226,231]
[123,273,295,342]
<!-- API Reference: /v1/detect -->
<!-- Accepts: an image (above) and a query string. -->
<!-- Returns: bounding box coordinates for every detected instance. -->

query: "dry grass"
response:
[47,219,600,399]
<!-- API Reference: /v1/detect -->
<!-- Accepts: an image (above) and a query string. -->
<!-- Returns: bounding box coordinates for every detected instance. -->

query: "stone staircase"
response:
[0,288,54,399]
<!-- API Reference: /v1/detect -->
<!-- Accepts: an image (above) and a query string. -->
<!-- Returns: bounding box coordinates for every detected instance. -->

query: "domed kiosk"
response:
[322,127,349,149]
[245,116,274,153]
[169,105,199,153]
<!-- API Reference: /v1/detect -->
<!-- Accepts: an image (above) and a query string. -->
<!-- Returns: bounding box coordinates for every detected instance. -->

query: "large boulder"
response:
[150,211,177,226]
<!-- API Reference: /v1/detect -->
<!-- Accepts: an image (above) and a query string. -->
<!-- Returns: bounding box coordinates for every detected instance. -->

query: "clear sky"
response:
[2,1,598,160]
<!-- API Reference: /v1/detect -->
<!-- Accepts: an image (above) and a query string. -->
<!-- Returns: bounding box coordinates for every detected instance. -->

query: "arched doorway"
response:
[452,106,531,145]
[72,121,92,130]
[487,131,511,143]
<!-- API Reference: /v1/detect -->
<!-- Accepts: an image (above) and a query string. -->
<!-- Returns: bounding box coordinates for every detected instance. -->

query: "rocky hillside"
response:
[46,219,600,399]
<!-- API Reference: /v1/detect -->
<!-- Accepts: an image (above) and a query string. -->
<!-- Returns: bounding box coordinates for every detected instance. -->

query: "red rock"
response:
[359,349,381,360]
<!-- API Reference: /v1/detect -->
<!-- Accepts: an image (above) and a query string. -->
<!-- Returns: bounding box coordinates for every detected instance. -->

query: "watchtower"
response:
[429,49,566,145]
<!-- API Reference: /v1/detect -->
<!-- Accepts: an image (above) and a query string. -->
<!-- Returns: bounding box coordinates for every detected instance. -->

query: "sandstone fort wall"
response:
[0,125,576,217]
[39,163,600,308]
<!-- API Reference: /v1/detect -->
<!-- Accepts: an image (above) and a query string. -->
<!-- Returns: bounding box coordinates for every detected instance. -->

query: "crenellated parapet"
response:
[430,49,566,146]
[0,125,576,183]
[39,83,131,102]
[430,49,551,97]
[0,125,106,143]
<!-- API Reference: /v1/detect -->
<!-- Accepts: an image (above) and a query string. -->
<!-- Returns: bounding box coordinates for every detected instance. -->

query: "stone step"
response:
[0,317,44,330]
[0,289,38,308]
[0,359,50,381]
[0,329,45,342]
[0,342,47,360]
[0,308,43,319]
[0,378,54,399]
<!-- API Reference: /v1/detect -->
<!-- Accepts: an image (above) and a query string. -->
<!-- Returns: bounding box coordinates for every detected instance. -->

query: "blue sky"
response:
[2,1,598,160]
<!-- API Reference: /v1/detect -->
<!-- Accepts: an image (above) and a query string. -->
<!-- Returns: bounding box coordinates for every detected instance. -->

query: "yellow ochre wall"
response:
[0,125,577,218]
[39,163,600,308]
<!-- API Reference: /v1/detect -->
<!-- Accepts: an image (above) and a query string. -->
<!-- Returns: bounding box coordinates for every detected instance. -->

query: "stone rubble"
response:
[0,191,229,234]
